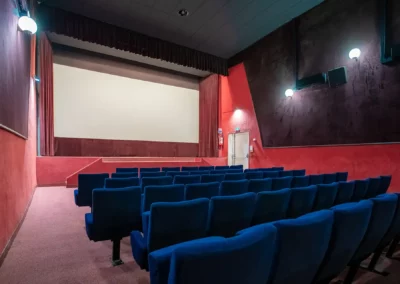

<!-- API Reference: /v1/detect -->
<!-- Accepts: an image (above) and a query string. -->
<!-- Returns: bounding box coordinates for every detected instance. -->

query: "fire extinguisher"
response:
[218,128,223,147]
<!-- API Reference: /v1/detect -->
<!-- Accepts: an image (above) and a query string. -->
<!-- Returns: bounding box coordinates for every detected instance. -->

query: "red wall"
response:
[219,63,400,192]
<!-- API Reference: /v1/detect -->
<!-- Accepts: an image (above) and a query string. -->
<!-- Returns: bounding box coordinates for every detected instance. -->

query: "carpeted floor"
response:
[0,187,399,284]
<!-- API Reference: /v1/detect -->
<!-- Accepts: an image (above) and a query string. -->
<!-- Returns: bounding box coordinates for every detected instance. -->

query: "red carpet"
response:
[0,187,400,284]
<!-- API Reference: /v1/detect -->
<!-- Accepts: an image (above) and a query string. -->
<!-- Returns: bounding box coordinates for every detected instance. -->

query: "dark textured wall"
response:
[231,0,400,147]
[0,0,31,137]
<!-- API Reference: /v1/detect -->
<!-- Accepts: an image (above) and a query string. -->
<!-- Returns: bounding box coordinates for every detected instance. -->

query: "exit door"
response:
[228,132,250,170]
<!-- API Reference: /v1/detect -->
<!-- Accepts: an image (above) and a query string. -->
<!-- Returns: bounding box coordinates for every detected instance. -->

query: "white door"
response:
[228,132,250,170]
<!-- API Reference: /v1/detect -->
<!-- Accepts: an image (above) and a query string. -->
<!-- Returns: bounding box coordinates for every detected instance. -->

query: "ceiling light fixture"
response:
[178,9,189,17]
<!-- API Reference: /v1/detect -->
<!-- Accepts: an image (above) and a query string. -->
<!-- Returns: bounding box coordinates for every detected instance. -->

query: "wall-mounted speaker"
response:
[296,73,327,90]
[328,67,347,88]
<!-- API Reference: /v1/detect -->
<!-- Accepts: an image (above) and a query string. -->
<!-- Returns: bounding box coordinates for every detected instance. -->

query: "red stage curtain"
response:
[199,74,219,157]
[39,33,54,156]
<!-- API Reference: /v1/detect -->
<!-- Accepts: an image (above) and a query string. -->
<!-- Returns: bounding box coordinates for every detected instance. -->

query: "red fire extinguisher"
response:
[218,128,223,147]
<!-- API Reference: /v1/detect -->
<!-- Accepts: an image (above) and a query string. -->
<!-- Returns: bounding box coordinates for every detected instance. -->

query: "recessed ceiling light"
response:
[178,9,189,16]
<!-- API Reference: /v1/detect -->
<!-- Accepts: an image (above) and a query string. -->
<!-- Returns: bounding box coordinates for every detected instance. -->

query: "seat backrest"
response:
[378,193,400,248]
[252,188,291,225]
[335,181,355,205]
[174,175,202,185]
[198,166,214,171]
[292,176,309,188]
[364,177,381,198]
[92,186,142,239]
[219,180,249,196]
[230,165,243,169]
[141,167,161,173]
[292,169,306,176]
[313,183,339,211]
[189,170,210,175]
[211,170,228,175]
[269,210,334,284]
[336,172,348,182]
[77,173,109,206]
[215,166,230,170]
[201,174,225,183]
[224,173,246,181]
[287,185,318,218]
[323,173,337,184]
[166,171,189,178]
[272,167,285,171]
[168,224,277,284]
[309,174,324,185]
[245,171,264,180]
[104,177,140,188]
[185,182,220,200]
[143,185,185,212]
[271,177,293,191]
[350,194,398,263]
[248,179,272,193]
[148,199,210,252]
[226,169,243,174]
[141,176,173,192]
[111,172,138,178]
[279,170,293,177]
[182,166,199,172]
[377,175,392,195]
[140,172,166,178]
[352,179,369,201]
[162,167,180,172]
[264,170,280,178]
[208,193,256,237]
[314,201,373,283]
[116,167,138,173]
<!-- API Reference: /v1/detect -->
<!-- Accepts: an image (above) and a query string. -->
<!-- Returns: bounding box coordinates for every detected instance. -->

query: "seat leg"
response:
[111,238,124,266]
[343,265,359,284]
[367,247,384,270]
[386,235,400,259]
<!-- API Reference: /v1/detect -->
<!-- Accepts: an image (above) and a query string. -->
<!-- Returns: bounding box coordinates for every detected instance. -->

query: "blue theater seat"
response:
[185,182,220,200]
[189,170,210,175]
[182,166,199,172]
[364,177,381,198]
[198,166,214,171]
[287,185,317,218]
[174,175,201,185]
[352,179,369,201]
[140,172,166,178]
[130,198,209,269]
[226,169,243,173]
[314,201,373,283]
[377,175,391,194]
[141,176,173,193]
[244,168,259,173]
[166,171,189,179]
[323,173,337,184]
[309,174,324,185]
[215,166,230,170]
[201,174,225,183]
[224,173,245,181]
[111,172,138,178]
[279,170,293,177]
[104,177,140,188]
[272,167,285,171]
[162,167,180,172]
[210,170,228,175]
[219,180,249,196]
[334,181,355,205]
[268,210,334,284]
[74,173,109,207]
[292,176,309,188]
[313,183,339,211]
[248,178,272,193]
[141,167,160,173]
[252,188,291,225]
[336,172,348,182]
[85,186,142,265]
[293,169,306,176]
[245,171,263,180]
[271,176,293,191]
[208,193,256,237]
[343,194,397,283]
[142,185,185,212]
[263,171,280,178]
[230,165,243,170]
[116,167,138,173]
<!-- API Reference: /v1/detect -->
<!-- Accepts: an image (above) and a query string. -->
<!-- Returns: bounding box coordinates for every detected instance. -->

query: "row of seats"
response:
[114,165,285,173]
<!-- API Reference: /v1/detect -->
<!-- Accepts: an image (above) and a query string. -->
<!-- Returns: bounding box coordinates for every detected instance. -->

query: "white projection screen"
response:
[53,63,199,143]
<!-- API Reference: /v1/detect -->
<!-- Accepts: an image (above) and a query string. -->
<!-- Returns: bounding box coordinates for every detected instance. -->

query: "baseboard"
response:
[0,186,37,267]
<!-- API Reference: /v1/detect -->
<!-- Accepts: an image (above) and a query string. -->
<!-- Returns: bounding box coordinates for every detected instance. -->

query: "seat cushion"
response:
[130,230,148,269]
[74,189,79,206]
[85,213,93,240]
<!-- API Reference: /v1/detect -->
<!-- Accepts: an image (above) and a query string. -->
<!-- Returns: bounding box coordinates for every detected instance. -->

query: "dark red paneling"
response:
[54,137,199,157]
[219,63,400,193]
[0,0,31,137]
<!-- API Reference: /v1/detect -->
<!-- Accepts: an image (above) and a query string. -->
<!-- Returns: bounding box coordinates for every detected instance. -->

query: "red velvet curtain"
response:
[39,32,54,156]
[199,74,219,157]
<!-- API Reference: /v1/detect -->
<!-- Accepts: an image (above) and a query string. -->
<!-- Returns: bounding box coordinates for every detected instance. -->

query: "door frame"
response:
[227,131,250,169]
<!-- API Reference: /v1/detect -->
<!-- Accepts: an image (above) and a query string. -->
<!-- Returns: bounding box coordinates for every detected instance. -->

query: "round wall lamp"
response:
[349,48,361,60]
[18,11,37,34]
[285,89,294,97]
